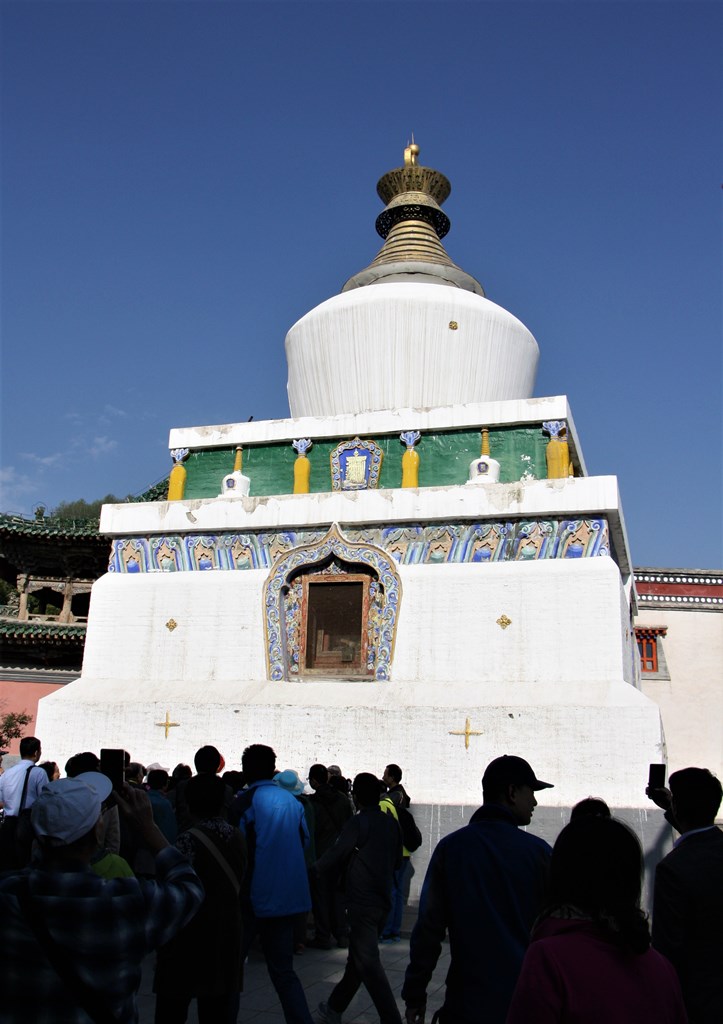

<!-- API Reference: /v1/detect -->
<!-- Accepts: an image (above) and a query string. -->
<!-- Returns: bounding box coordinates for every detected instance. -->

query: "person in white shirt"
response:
[0,735,49,868]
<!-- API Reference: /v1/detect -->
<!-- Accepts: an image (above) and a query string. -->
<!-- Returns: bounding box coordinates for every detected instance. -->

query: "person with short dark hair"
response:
[223,769,245,793]
[0,735,48,869]
[0,773,203,1022]
[147,769,177,843]
[651,766,723,1023]
[125,762,146,786]
[380,763,414,943]
[65,751,101,778]
[19,736,41,760]
[507,816,687,1022]
[309,763,329,787]
[234,744,314,1024]
[175,747,233,832]
[382,764,409,808]
[154,773,247,1024]
[194,745,223,775]
[316,773,403,1024]
[308,763,353,949]
[569,796,611,822]
[403,755,553,1024]
[170,763,193,787]
[39,761,60,782]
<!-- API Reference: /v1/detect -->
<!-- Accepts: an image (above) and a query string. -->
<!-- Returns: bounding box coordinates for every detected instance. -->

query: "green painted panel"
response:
[182,426,551,500]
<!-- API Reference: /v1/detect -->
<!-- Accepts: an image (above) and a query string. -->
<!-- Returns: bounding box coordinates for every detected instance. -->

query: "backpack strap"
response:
[18,764,34,813]
[187,827,241,896]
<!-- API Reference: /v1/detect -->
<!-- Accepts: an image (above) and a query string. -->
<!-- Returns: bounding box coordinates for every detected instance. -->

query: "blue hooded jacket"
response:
[237,779,311,918]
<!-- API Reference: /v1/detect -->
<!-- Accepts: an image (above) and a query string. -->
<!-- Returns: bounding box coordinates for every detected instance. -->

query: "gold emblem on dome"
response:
[497,614,512,630]
[165,618,178,632]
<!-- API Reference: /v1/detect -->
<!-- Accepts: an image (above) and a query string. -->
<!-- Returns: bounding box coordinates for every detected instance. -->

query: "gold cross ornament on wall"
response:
[449,717,483,750]
[155,711,180,739]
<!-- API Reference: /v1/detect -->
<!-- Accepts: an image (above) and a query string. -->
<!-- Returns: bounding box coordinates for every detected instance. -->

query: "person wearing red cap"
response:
[402,755,554,1024]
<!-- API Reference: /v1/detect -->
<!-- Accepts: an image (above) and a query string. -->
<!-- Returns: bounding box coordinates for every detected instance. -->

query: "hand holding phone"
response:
[646,763,671,810]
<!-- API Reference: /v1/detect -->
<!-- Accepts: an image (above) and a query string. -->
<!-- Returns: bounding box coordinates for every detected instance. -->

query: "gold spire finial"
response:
[233,445,243,473]
[480,428,490,457]
[404,140,420,167]
[341,144,485,296]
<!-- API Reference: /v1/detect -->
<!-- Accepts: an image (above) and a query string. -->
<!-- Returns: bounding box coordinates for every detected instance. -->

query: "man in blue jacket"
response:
[402,755,553,1024]
[234,744,314,1024]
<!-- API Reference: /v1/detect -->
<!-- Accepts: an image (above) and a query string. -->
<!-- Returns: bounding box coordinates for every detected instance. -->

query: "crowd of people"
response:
[0,736,720,1024]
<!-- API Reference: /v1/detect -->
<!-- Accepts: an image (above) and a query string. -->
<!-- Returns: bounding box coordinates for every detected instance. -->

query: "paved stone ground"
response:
[137,917,451,1024]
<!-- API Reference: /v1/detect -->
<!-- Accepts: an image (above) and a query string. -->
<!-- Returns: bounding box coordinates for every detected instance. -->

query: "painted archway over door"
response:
[263,523,402,682]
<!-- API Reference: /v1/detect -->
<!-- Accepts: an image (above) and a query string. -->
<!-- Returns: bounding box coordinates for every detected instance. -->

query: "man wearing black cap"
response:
[402,755,553,1024]
[649,766,723,1024]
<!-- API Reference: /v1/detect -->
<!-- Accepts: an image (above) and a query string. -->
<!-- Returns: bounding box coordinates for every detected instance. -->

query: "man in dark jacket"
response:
[307,763,353,949]
[315,773,403,1024]
[154,773,246,1024]
[651,766,723,1024]
[402,755,553,1024]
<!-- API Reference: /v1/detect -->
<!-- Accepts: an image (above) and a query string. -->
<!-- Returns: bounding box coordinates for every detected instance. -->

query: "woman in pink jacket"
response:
[506,816,688,1023]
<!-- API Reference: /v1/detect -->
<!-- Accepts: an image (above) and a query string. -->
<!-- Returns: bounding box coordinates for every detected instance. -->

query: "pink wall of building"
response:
[0,680,65,755]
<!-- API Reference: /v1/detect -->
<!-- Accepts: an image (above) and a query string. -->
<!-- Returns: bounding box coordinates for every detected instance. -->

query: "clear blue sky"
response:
[1,1,720,569]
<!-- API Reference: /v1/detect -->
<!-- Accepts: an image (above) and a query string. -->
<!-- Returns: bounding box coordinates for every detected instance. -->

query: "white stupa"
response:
[37,144,666,874]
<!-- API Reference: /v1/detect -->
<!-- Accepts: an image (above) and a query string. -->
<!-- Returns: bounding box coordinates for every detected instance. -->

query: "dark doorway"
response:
[302,576,370,676]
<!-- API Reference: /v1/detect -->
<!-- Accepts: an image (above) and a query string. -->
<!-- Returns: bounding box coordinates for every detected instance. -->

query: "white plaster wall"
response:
[285,284,539,417]
[392,558,633,686]
[36,683,663,810]
[79,558,630,690]
[81,571,269,684]
[37,552,665,810]
[638,608,723,779]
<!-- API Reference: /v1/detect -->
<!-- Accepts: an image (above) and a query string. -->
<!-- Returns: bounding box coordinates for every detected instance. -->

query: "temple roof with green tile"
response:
[0,513,110,579]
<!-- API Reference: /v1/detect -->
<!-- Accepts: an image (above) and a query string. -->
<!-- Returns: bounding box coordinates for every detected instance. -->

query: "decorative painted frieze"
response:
[177,425,550,499]
[109,517,610,573]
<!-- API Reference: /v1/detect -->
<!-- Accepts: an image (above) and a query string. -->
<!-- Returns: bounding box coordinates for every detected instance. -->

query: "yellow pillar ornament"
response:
[167,448,189,501]
[292,439,312,494]
[400,431,421,488]
[543,421,570,479]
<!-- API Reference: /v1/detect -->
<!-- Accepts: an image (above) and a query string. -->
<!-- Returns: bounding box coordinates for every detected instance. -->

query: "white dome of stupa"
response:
[285,144,539,418]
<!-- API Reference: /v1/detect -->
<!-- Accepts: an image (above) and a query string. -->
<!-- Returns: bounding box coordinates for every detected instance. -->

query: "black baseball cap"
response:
[482,755,553,793]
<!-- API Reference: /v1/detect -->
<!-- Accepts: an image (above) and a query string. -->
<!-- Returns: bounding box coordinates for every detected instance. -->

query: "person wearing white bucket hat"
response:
[0,772,203,1024]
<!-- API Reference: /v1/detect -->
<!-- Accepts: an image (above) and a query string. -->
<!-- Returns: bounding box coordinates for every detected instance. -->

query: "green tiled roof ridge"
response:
[130,478,169,504]
[0,620,87,638]
[0,513,102,539]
